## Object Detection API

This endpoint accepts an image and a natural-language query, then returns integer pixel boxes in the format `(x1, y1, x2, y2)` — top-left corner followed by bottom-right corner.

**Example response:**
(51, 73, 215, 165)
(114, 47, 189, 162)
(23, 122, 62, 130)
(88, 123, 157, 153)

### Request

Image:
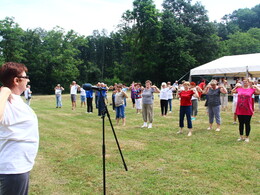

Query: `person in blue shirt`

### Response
(98, 83, 108, 116)
(86, 89, 93, 113)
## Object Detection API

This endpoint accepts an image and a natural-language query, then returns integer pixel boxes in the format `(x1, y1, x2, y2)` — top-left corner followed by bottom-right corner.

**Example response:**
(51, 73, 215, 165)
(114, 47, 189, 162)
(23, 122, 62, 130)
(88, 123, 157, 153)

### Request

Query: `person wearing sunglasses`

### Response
(0, 62, 39, 195)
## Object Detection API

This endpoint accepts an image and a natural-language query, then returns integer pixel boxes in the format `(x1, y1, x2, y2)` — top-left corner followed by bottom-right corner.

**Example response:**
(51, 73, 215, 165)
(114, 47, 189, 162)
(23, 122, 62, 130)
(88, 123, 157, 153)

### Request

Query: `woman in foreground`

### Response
(0, 62, 39, 195)
(232, 79, 260, 142)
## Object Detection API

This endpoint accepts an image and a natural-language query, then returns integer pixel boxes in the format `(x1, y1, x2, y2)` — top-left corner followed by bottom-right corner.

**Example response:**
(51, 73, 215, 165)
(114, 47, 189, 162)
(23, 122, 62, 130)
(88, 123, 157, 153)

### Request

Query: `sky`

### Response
(0, 0, 259, 36)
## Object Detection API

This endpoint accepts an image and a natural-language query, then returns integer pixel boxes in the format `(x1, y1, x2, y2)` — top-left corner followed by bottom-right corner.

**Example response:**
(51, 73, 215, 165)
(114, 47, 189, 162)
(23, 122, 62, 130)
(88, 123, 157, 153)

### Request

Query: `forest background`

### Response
(0, 0, 260, 94)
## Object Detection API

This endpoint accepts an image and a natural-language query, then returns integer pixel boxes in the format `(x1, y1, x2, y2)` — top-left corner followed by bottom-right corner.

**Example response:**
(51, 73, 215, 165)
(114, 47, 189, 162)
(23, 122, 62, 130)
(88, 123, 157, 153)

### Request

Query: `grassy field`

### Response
(29, 93, 260, 195)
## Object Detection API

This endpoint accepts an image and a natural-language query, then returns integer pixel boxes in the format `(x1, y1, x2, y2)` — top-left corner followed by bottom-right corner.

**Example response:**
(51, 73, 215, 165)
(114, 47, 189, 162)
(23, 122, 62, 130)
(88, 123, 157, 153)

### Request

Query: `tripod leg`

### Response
(105, 106, 128, 171)
(102, 115, 106, 195)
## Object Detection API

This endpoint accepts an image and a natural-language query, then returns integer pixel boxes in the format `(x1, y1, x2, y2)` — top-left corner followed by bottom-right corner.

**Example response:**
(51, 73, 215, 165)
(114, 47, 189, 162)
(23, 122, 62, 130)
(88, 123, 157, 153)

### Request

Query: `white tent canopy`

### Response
(190, 53, 260, 78)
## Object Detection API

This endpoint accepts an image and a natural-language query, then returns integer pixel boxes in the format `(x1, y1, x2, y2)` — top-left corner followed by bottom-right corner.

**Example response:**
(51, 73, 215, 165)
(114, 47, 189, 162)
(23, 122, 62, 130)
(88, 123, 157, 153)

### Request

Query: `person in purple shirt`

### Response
(129, 81, 136, 108)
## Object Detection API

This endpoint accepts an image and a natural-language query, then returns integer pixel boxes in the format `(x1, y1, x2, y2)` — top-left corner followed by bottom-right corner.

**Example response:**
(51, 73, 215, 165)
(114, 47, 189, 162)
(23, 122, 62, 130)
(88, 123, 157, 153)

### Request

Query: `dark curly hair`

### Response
(0, 62, 28, 88)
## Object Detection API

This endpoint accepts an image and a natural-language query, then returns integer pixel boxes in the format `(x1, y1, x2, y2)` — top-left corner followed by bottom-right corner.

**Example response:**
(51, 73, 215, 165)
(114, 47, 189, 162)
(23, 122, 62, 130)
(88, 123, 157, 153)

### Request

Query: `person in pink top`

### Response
(232, 79, 260, 142)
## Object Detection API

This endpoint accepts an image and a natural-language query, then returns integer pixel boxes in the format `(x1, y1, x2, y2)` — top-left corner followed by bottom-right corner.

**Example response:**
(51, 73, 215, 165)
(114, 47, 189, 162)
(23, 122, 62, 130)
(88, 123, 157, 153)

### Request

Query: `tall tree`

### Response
(39, 28, 81, 93)
(21, 28, 48, 93)
(162, 0, 220, 65)
(225, 28, 260, 55)
(0, 17, 26, 62)
(121, 0, 162, 83)
(159, 10, 196, 81)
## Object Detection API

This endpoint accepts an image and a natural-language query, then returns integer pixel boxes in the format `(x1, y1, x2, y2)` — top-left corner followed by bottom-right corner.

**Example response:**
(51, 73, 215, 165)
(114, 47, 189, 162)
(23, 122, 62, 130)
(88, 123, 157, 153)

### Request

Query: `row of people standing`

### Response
(54, 81, 96, 113)
(203, 79, 260, 142)
(111, 81, 160, 128)
(55, 81, 109, 113)
(54, 79, 260, 143)
(128, 80, 204, 131)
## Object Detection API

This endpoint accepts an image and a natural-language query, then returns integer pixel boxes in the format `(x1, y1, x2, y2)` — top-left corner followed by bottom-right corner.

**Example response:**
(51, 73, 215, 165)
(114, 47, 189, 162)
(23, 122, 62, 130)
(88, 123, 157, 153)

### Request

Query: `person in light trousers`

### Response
(203, 80, 227, 131)
(54, 84, 64, 108)
(141, 80, 160, 129)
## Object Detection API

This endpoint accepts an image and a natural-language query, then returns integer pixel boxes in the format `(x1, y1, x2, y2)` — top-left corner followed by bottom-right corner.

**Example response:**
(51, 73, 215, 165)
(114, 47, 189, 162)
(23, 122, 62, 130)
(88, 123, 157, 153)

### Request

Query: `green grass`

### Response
(29, 93, 260, 195)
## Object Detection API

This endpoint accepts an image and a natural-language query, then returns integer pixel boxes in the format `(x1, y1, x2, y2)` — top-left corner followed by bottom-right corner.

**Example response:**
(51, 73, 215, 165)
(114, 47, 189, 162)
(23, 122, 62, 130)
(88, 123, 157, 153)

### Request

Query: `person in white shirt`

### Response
(0, 62, 39, 195)
(79, 86, 86, 108)
(160, 82, 169, 117)
(24, 85, 32, 106)
(173, 80, 179, 98)
(232, 83, 242, 124)
(70, 81, 80, 110)
(167, 82, 174, 113)
(54, 84, 64, 108)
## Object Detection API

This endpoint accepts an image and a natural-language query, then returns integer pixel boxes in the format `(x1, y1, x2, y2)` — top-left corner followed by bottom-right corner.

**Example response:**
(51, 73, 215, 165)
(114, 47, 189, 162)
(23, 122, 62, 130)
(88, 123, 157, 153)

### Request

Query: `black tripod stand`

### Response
(98, 91, 128, 195)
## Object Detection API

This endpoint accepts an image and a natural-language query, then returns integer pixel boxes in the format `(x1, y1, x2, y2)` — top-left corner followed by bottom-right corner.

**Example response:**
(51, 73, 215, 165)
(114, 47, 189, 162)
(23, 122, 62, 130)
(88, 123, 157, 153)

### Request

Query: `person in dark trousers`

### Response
(232, 79, 260, 142)
(86, 89, 93, 113)
(0, 62, 39, 195)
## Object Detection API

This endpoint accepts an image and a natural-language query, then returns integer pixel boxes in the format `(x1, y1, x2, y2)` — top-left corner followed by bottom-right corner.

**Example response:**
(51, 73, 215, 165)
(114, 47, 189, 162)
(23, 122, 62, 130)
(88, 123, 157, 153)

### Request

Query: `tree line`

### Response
(0, 0, 260, 94)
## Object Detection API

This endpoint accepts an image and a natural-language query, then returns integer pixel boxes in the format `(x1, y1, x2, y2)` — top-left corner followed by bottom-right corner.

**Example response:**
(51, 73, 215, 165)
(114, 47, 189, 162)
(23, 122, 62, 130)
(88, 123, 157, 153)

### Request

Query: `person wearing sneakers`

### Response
(203, 80, 227, 132)
(177, 82, 199, 136)
(141, 80, 160, 129)
(232, 78, 260, 142)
